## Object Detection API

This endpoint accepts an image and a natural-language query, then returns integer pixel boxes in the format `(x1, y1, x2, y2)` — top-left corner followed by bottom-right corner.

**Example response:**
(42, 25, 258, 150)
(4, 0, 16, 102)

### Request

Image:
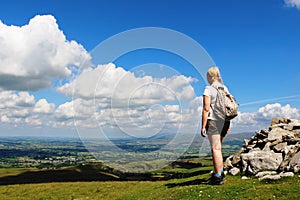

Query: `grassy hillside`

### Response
(1, 133, 298, 200)
(0, 160, 299, 200)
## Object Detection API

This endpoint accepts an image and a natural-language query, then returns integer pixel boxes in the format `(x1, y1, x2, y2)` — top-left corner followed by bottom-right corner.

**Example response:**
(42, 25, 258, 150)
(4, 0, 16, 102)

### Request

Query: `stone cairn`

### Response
(224, 118, 300, 181)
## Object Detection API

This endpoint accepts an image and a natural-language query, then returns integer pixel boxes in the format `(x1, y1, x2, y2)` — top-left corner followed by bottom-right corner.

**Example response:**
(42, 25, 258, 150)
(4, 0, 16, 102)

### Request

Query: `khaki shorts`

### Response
(206, 120, 230, 137)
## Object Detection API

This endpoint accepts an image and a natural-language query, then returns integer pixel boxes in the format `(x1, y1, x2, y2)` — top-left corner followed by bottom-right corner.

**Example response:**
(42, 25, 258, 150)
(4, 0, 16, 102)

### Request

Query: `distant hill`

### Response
(226, 132, 256, 141)
(223, 132, 255, 145)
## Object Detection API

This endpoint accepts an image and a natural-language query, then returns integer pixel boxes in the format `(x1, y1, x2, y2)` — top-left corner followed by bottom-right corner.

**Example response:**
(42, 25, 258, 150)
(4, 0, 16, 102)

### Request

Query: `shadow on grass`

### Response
(0, 168, 119, 185)
(0, 169, 212, 185)
(0, 163, 213, 185)
(165, 177, 210, 188)
(160, 169, 212, 179)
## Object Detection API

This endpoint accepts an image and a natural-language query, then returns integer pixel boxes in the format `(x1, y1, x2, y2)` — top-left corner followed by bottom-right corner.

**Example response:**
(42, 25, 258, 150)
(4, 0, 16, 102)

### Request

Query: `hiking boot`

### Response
(210, 174, 224, 185)
(221, 171, 226, 180)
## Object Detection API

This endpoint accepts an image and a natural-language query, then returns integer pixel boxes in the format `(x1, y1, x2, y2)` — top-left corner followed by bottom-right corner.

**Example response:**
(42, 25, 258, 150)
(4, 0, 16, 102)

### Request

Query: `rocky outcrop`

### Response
(225, 118, 300, 180)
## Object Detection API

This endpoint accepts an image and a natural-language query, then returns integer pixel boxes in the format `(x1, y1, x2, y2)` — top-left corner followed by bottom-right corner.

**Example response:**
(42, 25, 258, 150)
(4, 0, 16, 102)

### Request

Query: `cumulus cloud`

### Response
(0, 90, 55, 126)
(50, 95, 202, 136)
(0, 91, 35, 109)
(0, 15, 91, 91)
(284, 0, 300, 9)
(232, 103, 300, 132)
(1, 86, 299, 137)
(57, 63, 196, 104)
(0, 58, 200, 135)
(257, 103, 300, 119)
(34, 99, 55, 114)
(54, 62, 200, 135)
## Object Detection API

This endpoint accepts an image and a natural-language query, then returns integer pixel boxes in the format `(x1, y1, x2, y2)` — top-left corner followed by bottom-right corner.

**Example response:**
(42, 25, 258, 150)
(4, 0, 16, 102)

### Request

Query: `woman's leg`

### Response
(208, 134, 223, 175)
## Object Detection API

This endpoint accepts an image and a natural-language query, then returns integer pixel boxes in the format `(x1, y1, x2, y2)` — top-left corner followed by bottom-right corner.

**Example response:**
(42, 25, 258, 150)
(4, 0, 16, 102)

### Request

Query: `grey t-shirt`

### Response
(203, 81, 230, 120)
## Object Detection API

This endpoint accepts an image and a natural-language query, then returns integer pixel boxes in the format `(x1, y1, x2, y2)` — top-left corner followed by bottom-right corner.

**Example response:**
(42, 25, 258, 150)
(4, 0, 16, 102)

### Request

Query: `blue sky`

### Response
(0, 0, 300, 137)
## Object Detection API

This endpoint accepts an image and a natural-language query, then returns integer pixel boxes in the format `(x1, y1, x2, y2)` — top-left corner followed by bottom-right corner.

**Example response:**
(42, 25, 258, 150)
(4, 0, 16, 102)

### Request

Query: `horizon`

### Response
(0, 129, 256, 139)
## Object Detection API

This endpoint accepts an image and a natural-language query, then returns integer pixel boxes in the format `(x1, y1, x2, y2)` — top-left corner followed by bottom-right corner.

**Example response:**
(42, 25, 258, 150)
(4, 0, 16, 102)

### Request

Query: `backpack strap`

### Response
(209, 84, 223, 111)
(211, 83, 225, 91)
(209, 83, 227, 113)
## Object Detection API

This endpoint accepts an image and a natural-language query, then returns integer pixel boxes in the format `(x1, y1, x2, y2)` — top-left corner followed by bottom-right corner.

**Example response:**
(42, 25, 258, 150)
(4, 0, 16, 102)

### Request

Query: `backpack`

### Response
(211, 84, 238, 121)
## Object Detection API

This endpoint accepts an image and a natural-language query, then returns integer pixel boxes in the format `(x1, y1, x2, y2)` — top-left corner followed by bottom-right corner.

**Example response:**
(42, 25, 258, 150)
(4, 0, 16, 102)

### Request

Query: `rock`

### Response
(225, 118, 300, 179)
(273, 142, 287, 152)
(271, 118, 291, 126)
(288, 151, 300, 173)
(267, 127, 289, 141)
(244, 139, 249, 146)
(282, 132, 300, 144)
(270, 140, 280, 147)
(241, 158, 248, 173)
(247, 165, 255, 175)
(294, 131, 300, 138)
(241, 176, 249, 180)
(283, 145, 293, 156)
(270, 124, 286, 130)
(246, 144, 256, 151)
(262, 142, 272, 151)
(241, 151, 283, 175)
(249, 147, 261, 152)
(292, 125, 300, 130)
(279, 172, 294, 177)
(256, 130, 268, 139)
(284, 124, 294, 131)
(255, 139, 266, 150)
(255, 171, 277, 178)
(278, 143, 300, 172)
(259, 174, 281, 181)
(231, 148, 244, 165)
(290, 119, 300, 124)
(224, 155, 233, 169)
(229, 167, 240, 176)
(293, 165, 300, 173)
(288, 119, 300, 130)
(271, 118, 281, 126)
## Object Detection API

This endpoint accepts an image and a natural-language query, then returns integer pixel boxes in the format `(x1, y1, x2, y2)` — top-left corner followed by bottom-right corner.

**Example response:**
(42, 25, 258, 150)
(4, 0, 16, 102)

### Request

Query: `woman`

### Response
(201, 66, 231, 185)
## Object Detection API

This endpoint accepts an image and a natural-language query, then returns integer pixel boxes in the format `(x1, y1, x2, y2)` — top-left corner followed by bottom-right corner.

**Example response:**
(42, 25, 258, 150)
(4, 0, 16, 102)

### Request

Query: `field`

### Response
(0, 164, 299, 200)
(0, 133, 299, 199)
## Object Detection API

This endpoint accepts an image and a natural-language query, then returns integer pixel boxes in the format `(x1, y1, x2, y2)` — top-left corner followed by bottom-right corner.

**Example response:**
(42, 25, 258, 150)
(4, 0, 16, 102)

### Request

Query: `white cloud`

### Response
(1, 86, 299, 137)
(34, 99, 55, 114)
(0, 91, 35, 109)
(50, 95, 202, 135)
(0, 90, 55, 126)
(165, 105, 180, 113)
(0, 15, 91, 91)
(54, 101, 75, 122)
(189, 96, 203, 114)
(257, 103, 300, 119)
(231, 103, 300, 132)
(54, 62, 199, 135)
(15, 92, 35, 107)
(1, 115, 10, 123)
(284, 0, 300, 9)
(57, 63, 196, 105)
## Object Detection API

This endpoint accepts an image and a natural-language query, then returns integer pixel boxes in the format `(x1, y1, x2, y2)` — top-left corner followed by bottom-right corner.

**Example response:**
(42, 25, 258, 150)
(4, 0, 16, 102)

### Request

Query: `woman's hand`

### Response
(201, 127, 207, 137)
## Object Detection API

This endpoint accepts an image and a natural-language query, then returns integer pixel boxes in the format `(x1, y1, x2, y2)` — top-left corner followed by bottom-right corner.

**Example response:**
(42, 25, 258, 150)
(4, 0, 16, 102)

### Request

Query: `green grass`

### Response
(0, 167, 299, 200)
(0, 168, 39, 178)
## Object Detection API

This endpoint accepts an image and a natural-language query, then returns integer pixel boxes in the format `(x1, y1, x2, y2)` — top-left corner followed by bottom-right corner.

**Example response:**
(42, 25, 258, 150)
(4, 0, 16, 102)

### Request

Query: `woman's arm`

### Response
(201, 95, 211, 137)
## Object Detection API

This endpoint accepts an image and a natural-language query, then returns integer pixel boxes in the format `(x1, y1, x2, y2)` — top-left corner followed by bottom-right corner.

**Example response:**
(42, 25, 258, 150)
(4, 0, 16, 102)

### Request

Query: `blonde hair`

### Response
(207, 66, 222, 83)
